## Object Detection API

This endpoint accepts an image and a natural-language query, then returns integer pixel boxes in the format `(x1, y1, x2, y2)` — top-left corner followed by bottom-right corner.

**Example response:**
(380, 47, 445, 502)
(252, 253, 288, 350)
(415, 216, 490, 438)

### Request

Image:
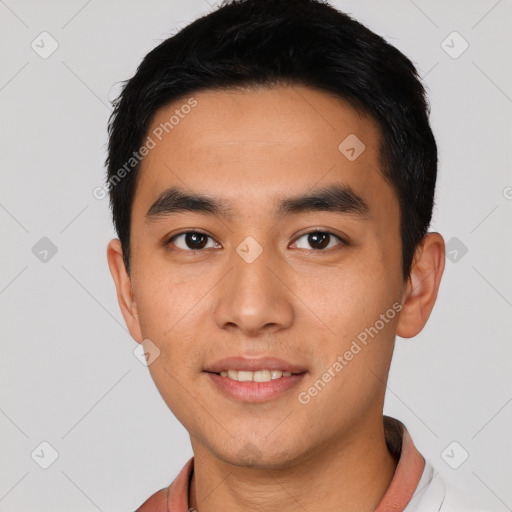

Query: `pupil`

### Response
(309, 232, 329, 249)
(186, 233, 207, 249)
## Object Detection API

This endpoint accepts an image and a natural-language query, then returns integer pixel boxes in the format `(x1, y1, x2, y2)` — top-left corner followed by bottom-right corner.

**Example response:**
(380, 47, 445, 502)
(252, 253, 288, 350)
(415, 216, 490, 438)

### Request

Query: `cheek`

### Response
(300, 255, 394, 334)
(132, 252, 206, 337)
(135, 274, 204, 412)
(131, 256, 221, 372)
(293, 249, 400, 388)
(146, 360, 200, 432)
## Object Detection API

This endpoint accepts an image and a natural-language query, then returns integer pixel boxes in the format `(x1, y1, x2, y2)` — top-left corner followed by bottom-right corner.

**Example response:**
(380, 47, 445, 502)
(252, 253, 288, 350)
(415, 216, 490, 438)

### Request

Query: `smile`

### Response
(218, 369, 294, 382)
(205, 370, 307, 402)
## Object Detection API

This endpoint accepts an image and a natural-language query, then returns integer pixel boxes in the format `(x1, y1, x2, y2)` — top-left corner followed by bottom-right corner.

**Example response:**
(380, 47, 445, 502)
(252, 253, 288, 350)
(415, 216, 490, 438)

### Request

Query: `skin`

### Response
(107, 85, 445, 512)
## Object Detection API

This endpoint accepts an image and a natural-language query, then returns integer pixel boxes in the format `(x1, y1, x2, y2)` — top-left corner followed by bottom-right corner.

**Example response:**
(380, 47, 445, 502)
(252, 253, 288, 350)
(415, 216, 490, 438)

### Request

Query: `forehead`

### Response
(134, 85, 395, 219)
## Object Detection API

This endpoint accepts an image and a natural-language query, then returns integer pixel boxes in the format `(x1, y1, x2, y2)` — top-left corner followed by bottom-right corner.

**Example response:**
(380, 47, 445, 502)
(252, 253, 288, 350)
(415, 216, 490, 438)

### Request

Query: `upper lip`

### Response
(204, 356, 307, 374)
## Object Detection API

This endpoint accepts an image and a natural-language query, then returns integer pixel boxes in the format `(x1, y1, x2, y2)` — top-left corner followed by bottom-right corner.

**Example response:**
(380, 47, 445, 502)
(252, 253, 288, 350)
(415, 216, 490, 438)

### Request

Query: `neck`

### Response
(188, 416, 397, 512)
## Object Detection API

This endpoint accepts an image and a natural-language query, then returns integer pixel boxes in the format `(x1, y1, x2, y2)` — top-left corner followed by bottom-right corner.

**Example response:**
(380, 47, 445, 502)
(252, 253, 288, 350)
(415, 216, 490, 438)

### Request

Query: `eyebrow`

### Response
(146, 187, 234, 220)
(145, 184, 370, 222)
(276, 184, 370, 218)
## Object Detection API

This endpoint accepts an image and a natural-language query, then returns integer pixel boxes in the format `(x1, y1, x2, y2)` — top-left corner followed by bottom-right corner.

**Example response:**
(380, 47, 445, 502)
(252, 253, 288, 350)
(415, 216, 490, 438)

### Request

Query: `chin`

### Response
(210, 438, 306, 471)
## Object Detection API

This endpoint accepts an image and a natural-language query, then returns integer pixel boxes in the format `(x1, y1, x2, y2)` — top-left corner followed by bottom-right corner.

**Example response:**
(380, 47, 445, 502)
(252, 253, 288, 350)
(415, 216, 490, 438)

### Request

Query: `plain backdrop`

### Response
(1, 0, 511, 510)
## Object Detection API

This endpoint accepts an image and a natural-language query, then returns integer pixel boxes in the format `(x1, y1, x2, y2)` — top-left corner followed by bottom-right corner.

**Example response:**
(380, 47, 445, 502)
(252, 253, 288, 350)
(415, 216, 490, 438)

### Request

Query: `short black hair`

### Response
(105, 0, 437, 280)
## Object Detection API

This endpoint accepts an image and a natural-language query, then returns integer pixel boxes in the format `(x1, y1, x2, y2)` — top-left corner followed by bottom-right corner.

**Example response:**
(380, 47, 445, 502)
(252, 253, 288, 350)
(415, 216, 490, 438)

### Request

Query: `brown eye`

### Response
(292, 231, 344, 250)
(308, 232, 330, 249)
(169, 231, 219, 250)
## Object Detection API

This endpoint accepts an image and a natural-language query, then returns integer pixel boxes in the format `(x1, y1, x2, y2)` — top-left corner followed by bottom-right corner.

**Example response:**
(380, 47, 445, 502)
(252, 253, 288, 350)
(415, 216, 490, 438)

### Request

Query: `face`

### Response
(111, 85, 411, 468)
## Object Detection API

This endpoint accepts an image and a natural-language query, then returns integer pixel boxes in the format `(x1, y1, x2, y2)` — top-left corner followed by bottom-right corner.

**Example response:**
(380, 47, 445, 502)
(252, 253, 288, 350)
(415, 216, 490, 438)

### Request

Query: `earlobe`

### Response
(106, 238, 143, 342)
(396, 232, 446, 339)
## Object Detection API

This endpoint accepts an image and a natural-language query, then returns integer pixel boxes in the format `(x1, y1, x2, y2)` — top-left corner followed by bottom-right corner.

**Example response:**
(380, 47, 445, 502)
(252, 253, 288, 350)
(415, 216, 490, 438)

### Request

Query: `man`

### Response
(105, 0, 487, 510)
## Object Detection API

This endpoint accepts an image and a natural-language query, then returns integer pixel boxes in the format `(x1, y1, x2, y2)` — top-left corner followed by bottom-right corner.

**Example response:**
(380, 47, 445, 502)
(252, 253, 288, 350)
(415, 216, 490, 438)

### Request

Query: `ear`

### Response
(106, 238, 143, 343)
(396, 232, 445, 338)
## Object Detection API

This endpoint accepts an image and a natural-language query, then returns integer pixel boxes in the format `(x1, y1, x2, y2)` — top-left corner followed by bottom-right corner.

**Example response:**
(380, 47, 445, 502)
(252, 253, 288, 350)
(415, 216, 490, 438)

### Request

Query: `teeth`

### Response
(238, 370, 253, 382)
(218, 369, 294, 382)
(254, 370, 271, 382)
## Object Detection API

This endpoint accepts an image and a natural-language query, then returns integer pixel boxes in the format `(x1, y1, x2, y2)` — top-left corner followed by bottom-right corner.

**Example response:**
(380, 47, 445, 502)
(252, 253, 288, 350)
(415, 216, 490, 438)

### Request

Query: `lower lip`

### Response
(205, 372, 307, 402)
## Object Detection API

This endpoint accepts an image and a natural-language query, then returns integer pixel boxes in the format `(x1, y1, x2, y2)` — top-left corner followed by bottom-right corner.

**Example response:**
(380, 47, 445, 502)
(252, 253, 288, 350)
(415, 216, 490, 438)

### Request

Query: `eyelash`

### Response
(164, 229, 347, 252)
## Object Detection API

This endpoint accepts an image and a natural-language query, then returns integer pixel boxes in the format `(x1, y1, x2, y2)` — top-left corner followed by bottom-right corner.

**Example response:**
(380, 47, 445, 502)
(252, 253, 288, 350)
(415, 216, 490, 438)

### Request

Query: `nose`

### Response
(213, 244, 294, 337)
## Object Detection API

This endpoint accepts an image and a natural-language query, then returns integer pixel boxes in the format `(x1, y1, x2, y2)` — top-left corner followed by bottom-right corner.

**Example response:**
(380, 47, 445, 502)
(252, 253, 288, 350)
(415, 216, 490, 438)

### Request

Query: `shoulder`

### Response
(134, 487, 168, 512)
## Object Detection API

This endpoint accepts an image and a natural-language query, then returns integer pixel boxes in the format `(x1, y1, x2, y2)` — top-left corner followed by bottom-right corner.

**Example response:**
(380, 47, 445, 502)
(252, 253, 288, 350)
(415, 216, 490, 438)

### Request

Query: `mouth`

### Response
(203, 356, 308, 402)
(206, 369, 305, 382)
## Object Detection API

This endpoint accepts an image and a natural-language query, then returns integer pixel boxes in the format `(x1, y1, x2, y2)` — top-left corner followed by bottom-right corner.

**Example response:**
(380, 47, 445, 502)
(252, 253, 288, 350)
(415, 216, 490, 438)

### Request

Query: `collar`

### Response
(137, 415, 425, 512)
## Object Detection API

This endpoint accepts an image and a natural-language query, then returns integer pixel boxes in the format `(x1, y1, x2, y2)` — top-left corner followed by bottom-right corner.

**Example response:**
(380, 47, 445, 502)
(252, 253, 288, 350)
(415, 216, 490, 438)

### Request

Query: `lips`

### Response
(203, 356, 308, 375)
(204, 356, 308, 402)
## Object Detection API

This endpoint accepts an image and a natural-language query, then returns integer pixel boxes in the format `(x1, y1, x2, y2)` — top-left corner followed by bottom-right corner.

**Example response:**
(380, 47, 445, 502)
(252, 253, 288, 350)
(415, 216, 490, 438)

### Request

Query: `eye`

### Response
(167, 231, 220, 251)
(291, 231, 345, 251)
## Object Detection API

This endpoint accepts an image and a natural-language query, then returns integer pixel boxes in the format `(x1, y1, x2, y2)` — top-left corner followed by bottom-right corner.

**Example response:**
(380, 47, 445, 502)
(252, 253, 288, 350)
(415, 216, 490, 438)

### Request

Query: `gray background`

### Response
(1, 0, 511, 510)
